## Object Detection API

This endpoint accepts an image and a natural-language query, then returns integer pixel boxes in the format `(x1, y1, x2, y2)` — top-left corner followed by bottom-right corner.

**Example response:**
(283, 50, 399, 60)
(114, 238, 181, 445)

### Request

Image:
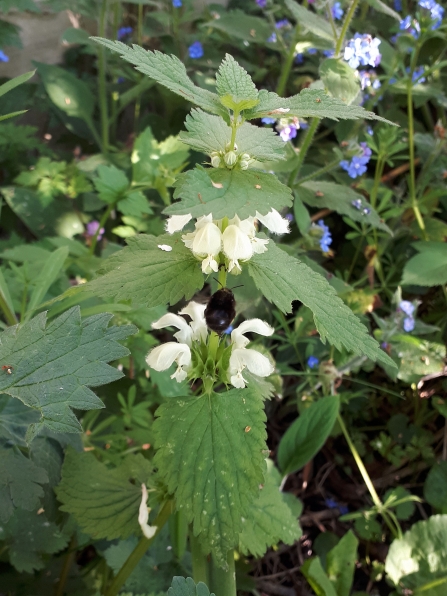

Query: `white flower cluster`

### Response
(146, 302, 275, 389)
(166, 210, 289, 274)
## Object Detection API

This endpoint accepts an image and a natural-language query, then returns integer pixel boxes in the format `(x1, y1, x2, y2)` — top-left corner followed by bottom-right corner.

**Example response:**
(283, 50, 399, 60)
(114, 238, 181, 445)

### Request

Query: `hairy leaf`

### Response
(247, 242, 396, 367)
(202, 11, 272, 44)
(168, 577, 214, 596)
(216, 54, 258, 111)
(401, 242, 447, 286)
(239, 460, 301, 557)
(56, 447, 153, 540)
(87, 233, 204, 307)
(0, 306, 136, 439)
(94, 164, 129, 203)
(285, 0, 337, 41)
(296, 181, 392, 234)
(165, 167, 292, 220)
(154, 387, 267, 567)
(91, 39, 226, 117)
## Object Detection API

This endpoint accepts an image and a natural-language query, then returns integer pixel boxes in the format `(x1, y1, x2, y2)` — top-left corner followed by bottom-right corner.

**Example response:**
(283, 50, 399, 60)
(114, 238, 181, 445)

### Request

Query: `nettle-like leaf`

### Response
(247, 242, 395, 367)
(180, 110, 286, 162)
(202, 10, 272, 44)
(239, 460, 301, 557)
(216, 54, 259, 111)
(168, 577, 214, 596)
(401, 242, 447, 286)
(285, 0, 337, 42)
(154, 386, 267, 567)
(296, 181, 392, 234)
(87, 233, 204, 307)
(94, 164, 129, 203)
(0, 448, 48, 523)
(56, 447, 153, 540)
(91, 39, 226, 117)
(0, 306, 136, 440)
(165, 167, 292, 220)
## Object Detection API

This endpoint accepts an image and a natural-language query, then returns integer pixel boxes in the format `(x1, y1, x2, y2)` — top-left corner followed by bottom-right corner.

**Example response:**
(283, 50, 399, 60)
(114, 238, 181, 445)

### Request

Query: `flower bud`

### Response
(224, 151, 238, 168)
(210, 152, 221, 168)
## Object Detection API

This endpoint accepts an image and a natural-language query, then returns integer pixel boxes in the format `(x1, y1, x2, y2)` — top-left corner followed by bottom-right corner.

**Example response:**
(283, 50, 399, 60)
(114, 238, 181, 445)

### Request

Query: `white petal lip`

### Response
(178, 301, 208, 342)
(231, 318, 275, 349)
(222, 224, 253, 260)
(229, 347, 274, 388)
(146, 342, 191, 371)
(256, 209, 290, 234)
(165, 214, 192, 234)
(138, 484, 157, 539)
(152, 313, 193, 345)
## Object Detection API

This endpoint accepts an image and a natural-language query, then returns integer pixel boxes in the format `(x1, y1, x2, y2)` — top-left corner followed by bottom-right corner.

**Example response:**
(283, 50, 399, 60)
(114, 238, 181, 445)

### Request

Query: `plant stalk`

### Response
(88, 202, 115, 256)
(98, 0, 110, 152)
(190, 531, 209, 585)
(0, 292, 17, 326)
(210, 550, 236, 596)
(276, 27, 300, 97)
(55, 536, 77, 596)
(335, 0, 360, 56)
(288, 118, 320, 186)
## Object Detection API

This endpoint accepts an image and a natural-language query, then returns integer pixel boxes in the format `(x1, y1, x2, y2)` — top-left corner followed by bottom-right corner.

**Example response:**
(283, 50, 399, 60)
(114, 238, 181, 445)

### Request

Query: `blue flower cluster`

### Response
(325, 497, 349, 515)
(419, 0, 444, 29)
(399, 16, 421, 38)
(188, 41, 204, 59)
(344, 33, 382, 69)
(261, 117, 276, 125)
(331, 2, 344, 20)
(173, 0, 182, 7)
(256, 0, 267, 6)
(351, 198, 371, 215)
(117, 26, 133, 40)
(399, 300, 416, 332)
(408, 66, 426, 83)
(340, 142, 372, 179)
(307, 356, 319, 368)
(317, 220, 332, 252)
(275, 19, 290, 29)
(0, 49, 8, 62)
(359, 70, 381, 91)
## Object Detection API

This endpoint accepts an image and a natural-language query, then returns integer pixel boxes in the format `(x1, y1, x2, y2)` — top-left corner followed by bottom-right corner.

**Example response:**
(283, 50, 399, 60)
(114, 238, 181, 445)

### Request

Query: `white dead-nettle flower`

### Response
(229, 319, 275, 388)
(138, 484, 157, 539)
(182, 215, 222, 274)
(165, 214, 192, 234)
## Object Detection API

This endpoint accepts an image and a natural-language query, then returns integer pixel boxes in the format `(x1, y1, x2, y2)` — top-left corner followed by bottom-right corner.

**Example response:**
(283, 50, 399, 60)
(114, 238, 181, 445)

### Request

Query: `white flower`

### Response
(152, 312, 193, 345)
(138, 484, 157, 539)
(229, 318, 275, 388)
(237, 216, 269, 255)
(146, 342, 191, 382)
(165, 214, 192, 234)
(255, 209, 290, 235)
(222, 218, 254, 272)
(178, 301, 208, 343)
(182, 214, 222, 274)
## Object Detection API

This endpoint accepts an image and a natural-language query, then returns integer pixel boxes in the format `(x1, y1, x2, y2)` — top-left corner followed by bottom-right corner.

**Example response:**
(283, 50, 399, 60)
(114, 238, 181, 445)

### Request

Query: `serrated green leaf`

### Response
(239, 459, 301, 557)
(0, 448, 48, 523)
(1, 509, 70, 573)
(202, 11, 272, 44)
(424, 462, 447, 511)
(94, 164, 129, 203)
(86, 233, 204, 307)
(56, 447, 153, 540)
(301, 557, 337, 596)
(154, 386, 267, 567)
(320, 59, 360, 105)
(285, 0, 337, 42)
(401, 242, 447, 286)
(215, 54, 258, 111)
(168, 577, 214, 596)
(365, 0, 400, 20)
(385, 515, 447, 595)
(326, 531, 358, 596)
(278, 397, 339, 475)
(91, 39, 226, 117)
(0, 306, 136, 437)
(295, 181, 392, 234)
(118, 190, 152, 217)
(165, 168, 292, 220)
(247, 242, 396, 367)
(179, 110, 285, 162)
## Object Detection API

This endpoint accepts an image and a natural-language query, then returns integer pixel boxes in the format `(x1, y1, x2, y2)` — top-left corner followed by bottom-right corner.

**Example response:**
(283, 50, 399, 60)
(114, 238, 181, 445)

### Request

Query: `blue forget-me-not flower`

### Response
(188, 41, 204, 59)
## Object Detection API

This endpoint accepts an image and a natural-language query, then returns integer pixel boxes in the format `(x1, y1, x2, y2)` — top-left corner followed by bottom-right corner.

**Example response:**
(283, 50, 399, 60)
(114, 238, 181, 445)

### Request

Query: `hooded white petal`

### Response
(146, 342, 191, 372)
(190, 221, 222, 256)
(166, 214, 192, 234)
(222, 224, 253, 261)
(178, 301, 208, 343)
(231, 318, 275, 349)
(152, 313, 193, 345)
(256, 209, 290, 234)
(138, 484, 157, 539)
(229, 347, 274, 388)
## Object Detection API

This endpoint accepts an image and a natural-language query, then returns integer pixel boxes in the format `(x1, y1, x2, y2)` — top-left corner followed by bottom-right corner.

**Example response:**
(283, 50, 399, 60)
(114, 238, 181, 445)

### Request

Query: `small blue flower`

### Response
(117, 26, 133, 40)
(381, 342, 389, 349)
(173, 0, 182, 6)
(256, 0, 267, 6)
(0, 49, 9, 63)
(407, 66, 426, 84)
(317, 220, 332, 252)
(399, 300, 415, 316)
(419, 0, 444, 28)
(344, 33, 382, 69)
(188, 41, 204, 59)
(261, 117, 276, 125)
(366, 126, 374, 135)
(394, 0, 402, 9)
(341, 156, 367, 178)
(359, 69, 381, 91)
(362, 207, 371, 215)
(325, 498, 349, 514)
(351, 199, 363, 210)
(323, 49, 335, 57)
(275, 19, 290, 29)
(295, 53, 304, 64)
(285, 213, 294, 222)
(224, 325, 234, 334)
(307, 48, 318, 55)
(403, 317, 415, 332)
(117, 76, 126, 84)
(331, 2, 344, 20)
(307, 356, 320, 368)
(279, 124, 298, 142)
(267, 32, 277, 43)
(399, 16, 421, 38)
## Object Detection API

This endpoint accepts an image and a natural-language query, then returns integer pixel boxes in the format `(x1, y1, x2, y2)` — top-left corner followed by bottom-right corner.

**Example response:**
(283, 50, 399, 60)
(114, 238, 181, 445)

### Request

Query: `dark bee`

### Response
(205, 287, 236, 335)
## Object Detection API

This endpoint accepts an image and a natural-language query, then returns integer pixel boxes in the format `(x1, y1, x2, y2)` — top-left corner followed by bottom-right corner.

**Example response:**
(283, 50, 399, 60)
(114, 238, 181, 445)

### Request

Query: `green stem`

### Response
(55, 536, 77, 596)
(210, 550, 236, 596)
(88, 202, 115, 256)
(134, 3, 143, 129)
(104, 501, 172, 596)
(229, 110, 240, 149)
(276, 26, 300, 97)
(370, 156, 385, 210)
(295, 158, 341, 186)
(0, 292, 17, 326)
(190, 531, 209, 585)
(335, 0, 360, 56)
(98, 0, 110, 153)
(407, 77, 427, 239)
(170, 511, 188, 560)
(287, 118, 320, 187)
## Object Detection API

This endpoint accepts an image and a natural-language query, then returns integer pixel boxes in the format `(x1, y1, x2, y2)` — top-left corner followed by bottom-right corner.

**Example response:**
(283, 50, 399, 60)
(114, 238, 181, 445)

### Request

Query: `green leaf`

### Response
(202, 11, 272, 44)
(94, 164, 129, 203)
(215, 54, 258, 112)
(35, 62, 95, 122)
(0, 306, 136, 438)
(239, 459, 301, 557)
(326, 531, 358, 596)
(392, 336, 446, 384)
(118, 190, 152, 217)
(86, 233, 204, 308)
(301, 557, 337, 596)
(180, 110, 285, 162)
(320, 59, 360, 106)
(154, 386, 267, 567)
(0, 509, 70, 573)
(295, 181, 392, 234)
(91, 39, 226, 117)
(401, 242, 447, 286)
(285, 0, 337, 42)
(365, 0, 401, 20)
(383, 487, 416, 520)
(26, 246, 69, 318)
(168, 577, 214, 596)
(277, 397, 339, 475)
(247, 242, 395, 367)
(165, 168, 292, 220)
(0, 70, 35, 100)
(424, 462, 447, 511)
(385, 515, 447, 595)
(56, 447, 153, 540)
(0, 448, 48, 523)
